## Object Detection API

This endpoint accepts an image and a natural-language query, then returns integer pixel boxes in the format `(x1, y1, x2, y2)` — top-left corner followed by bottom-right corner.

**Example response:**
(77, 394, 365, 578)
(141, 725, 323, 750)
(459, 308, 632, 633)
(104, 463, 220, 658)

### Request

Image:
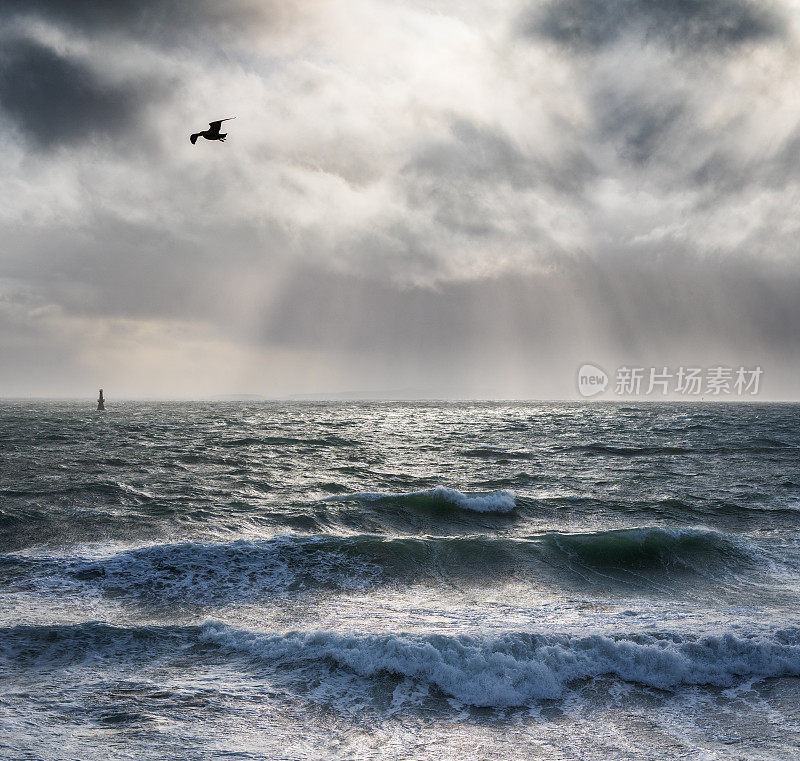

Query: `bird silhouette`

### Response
(190, 118, 235, 144)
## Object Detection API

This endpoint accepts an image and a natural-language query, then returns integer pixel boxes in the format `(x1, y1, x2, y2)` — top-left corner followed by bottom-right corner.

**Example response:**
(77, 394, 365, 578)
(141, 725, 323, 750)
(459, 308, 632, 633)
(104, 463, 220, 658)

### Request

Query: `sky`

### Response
(0, 0, 799, 399)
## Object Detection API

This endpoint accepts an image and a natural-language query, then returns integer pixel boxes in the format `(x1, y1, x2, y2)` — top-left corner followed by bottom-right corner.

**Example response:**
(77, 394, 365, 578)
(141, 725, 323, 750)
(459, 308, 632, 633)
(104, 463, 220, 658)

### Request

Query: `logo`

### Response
(578, 364, 609, 397)
(574, 364, 763, 397)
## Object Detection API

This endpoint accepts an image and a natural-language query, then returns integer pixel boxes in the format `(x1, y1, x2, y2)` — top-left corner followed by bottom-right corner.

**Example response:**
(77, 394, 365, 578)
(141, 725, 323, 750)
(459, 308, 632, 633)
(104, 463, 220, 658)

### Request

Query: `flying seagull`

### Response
(190, 117, 235, 144)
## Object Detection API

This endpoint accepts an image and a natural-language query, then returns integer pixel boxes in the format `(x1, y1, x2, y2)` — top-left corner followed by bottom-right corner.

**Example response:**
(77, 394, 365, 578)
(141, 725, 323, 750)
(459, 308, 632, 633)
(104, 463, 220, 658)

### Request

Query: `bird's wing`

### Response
(207, 117, 234, 135)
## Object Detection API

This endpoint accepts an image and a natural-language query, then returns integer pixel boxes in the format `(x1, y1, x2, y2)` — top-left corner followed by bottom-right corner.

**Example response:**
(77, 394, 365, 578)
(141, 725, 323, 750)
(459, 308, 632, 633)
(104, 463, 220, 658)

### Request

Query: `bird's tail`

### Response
(190, 133, 200, 144)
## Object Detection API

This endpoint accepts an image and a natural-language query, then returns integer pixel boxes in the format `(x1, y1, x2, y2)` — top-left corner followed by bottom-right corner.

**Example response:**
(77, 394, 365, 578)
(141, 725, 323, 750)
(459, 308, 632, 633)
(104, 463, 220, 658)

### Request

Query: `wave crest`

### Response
(543, 527, 746, 571)
(335, 487, 516, 514)
(5, 622, 800, 708)
(201, 624, 800, 707)
(2, 527, 756, 605)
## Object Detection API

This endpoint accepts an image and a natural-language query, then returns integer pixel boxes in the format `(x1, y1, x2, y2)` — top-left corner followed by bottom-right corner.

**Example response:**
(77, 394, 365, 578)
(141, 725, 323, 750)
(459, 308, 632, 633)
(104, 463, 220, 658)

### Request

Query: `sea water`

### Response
(1, 401, 799, 759)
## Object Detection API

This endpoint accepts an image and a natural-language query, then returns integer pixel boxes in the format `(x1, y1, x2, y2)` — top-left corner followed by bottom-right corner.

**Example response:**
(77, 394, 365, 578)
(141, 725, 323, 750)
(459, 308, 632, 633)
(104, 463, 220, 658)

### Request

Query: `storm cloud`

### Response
(0, 0, 798, 398)
(0, 0, 286, 44)
(524, 0, 785, 52)
(0, 37, 157, 148)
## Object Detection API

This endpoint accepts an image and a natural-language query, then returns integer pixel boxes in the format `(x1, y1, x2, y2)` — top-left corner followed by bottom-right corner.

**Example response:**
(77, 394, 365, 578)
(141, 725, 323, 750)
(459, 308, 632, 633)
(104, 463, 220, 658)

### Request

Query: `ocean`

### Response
(1, 401, 799, 760)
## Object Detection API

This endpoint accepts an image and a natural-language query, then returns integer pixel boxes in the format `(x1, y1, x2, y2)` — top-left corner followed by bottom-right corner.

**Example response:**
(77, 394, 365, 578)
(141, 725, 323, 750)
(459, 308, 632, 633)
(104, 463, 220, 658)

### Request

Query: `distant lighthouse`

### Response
(97, 389, 105, 411)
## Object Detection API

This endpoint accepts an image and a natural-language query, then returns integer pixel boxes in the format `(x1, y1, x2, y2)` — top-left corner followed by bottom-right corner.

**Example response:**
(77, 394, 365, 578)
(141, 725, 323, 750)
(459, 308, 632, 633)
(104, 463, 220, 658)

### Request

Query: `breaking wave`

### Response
(202, 623, 800, 707)
(5, 622, 800, 709)
(1, 527, 758, 604)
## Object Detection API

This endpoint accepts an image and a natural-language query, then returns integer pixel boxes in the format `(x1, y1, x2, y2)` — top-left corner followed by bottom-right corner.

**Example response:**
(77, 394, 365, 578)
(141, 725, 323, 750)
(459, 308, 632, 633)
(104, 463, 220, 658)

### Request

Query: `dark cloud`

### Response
(590, 84, 688, 166)
(0, 0, 294, 150)
(0, 0, 282, 45)
(523, 0, 784, 52)
(0, 37, 156, 148)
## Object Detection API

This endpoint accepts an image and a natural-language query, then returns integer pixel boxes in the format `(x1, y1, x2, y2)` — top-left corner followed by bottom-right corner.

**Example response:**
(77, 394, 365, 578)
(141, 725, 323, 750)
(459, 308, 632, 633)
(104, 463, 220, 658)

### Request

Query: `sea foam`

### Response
(201, 624, 800, 708)
(2, 525, 760, 605)
(4, 621, 800, 708)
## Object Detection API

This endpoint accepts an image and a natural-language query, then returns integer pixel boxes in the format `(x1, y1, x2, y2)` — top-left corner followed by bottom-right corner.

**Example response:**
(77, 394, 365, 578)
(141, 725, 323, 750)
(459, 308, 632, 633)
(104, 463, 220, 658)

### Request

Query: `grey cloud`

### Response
(0, 37, 158, 148)
(0, 0, 283, 45)
(523, 0, 784, 52)
(691, 131, 800, 195)
(406, 119, 594, 194)
(591, 86, 686, 166)
(260, 253, 800, 363)
(0, 212, 283, 325)
(0, 0, 300, 151)
(401, 119, 594, 240)
(1, 0, 799, 397)
(407, 120, 537, 191)
(584, 71, 800, 195)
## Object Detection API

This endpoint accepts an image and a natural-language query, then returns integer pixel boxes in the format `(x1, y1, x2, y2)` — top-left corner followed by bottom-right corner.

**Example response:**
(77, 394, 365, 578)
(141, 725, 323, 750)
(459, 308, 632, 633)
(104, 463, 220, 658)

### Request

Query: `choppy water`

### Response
(1, 401, 799, 760)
